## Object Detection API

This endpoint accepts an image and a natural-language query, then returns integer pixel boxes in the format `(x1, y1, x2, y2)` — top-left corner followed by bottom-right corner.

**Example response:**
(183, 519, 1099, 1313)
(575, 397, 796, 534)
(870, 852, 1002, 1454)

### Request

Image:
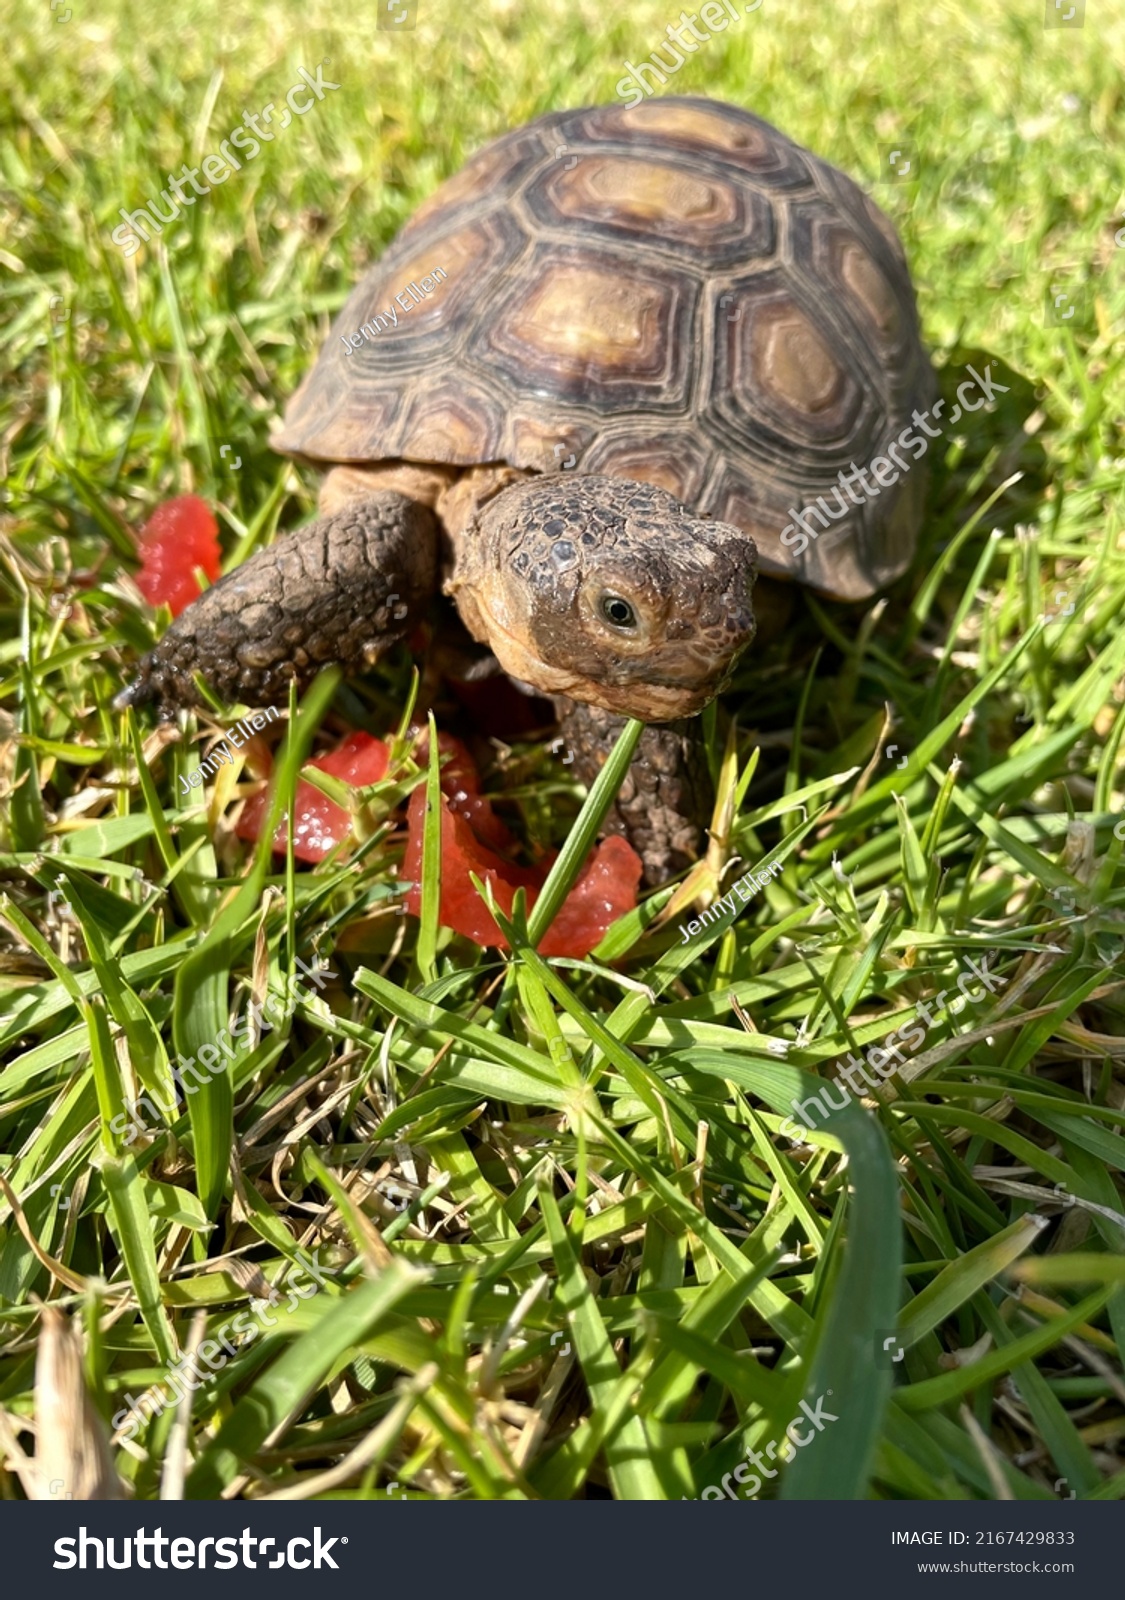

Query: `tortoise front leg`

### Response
(552, 697, 712, 885)
(115, 494, 439, 719)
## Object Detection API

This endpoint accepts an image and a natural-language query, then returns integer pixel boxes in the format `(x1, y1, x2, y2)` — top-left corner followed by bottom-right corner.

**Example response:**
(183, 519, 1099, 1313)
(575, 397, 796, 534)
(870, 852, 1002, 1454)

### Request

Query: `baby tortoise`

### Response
(118, 96, 934, 882)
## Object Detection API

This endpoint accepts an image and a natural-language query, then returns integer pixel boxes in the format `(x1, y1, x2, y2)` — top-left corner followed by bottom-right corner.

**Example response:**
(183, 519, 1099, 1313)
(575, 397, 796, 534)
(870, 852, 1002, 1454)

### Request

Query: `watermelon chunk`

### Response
(537, 834, 643, 958)
(411, 728, 516, 853)
(235, 720, 643, 954)
(135, 495, 222, 616)
(236, 731, 390, 863)
(402, 787, 641, 956)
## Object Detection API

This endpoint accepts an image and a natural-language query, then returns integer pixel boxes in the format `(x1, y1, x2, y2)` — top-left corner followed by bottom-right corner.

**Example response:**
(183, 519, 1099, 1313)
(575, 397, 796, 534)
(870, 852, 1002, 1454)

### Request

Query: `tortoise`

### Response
(118, 95, 935, 882)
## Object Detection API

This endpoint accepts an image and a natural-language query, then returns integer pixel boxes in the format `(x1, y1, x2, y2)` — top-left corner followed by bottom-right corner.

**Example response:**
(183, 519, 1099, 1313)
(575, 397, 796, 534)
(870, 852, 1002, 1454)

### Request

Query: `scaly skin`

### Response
(552, 697, 712, 884)
(449, 475, 757, 723)
(115, 477, 751, 883)
(115, 494, 438, 718)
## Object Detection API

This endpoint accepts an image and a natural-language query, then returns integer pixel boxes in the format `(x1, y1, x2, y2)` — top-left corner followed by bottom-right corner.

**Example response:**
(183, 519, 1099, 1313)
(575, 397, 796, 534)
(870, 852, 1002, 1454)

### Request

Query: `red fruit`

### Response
(402, 788, 641, 956)
(411, 728, 515, 852)
(235, 719, 643, 953)
(237, 731, 390, 862)
(538, 835, 643, 958)
(236, 726, 499, 866)
(135, 495, 222, 616)
(402, 788, 539, 946)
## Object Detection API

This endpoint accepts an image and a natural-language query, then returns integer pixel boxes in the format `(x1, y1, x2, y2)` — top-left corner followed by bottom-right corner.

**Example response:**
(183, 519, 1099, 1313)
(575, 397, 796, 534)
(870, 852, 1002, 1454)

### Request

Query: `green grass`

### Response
(2, 0, 1124, 1501)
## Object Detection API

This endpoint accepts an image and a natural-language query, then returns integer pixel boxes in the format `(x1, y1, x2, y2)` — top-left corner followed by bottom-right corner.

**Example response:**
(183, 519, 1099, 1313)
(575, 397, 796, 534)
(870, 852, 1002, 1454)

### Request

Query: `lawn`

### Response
(1, 0, 1124, 1502)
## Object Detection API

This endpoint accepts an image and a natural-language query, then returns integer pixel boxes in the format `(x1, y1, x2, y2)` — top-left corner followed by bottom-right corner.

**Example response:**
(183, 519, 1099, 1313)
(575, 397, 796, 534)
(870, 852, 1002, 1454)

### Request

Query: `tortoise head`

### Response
(448, 476, 757, 720)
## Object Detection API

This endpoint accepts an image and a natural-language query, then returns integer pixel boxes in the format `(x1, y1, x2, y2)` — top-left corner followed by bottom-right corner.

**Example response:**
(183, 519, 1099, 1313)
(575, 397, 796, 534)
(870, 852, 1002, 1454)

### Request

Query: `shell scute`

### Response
(476, 245, 696, 412)
(277, 97, 934, 598)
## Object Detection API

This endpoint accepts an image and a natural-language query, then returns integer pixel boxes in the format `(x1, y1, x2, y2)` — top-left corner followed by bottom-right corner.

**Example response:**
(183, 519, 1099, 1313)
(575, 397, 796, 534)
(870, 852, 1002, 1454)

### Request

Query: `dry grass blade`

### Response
(256, 1363, 440, 1500)
(31, 1305, 125, 1501)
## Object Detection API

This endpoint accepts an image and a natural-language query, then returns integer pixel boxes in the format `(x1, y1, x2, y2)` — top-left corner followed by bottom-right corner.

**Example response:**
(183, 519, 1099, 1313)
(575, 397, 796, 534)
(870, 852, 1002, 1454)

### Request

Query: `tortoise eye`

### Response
(599, 594, 637, 629)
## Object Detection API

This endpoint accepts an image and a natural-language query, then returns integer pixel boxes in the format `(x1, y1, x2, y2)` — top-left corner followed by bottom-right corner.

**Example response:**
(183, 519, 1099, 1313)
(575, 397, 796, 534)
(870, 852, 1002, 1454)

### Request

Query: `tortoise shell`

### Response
(275, 96, 935, 601)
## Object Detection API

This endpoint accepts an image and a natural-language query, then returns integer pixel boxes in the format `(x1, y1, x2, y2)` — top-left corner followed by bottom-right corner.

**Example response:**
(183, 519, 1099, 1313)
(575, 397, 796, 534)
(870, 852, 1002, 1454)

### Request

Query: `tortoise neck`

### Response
(436, 464, 532, 545)
(317, 460, 459, 517)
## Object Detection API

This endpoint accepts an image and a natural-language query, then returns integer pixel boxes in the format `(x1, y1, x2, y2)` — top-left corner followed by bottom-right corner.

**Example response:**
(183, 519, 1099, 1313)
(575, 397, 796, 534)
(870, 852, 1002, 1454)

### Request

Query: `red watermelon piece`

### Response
(135, 495, 222, 616)
(402, 787, 641, 956)
(236, 731, 390, 862)
(236, 721, 643, 952)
